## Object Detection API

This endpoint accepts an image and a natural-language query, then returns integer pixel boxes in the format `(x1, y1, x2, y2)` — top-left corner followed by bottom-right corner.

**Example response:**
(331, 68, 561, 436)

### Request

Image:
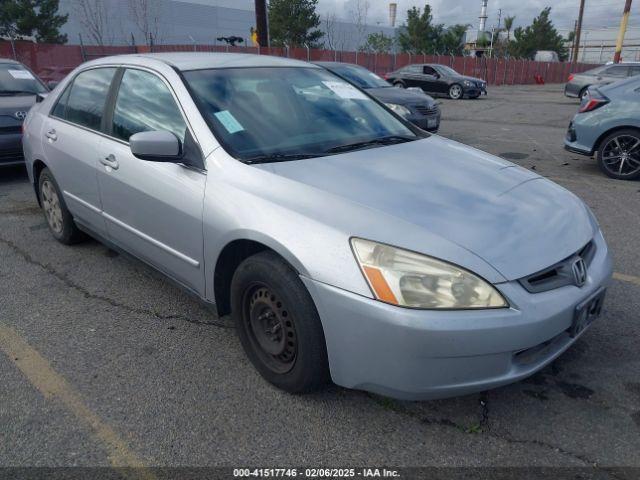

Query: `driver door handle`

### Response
(45, 129, 57, 141)
(100, 154, 119, 170)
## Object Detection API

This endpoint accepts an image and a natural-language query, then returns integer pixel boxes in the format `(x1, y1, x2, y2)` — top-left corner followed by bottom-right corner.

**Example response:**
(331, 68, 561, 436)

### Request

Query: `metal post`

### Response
(573, 0, 585, 64)
(79, 33, 86, 62)
(614, 0, 633, 63)
(599, 42, 605, 63)
(9, 37, 17, 60)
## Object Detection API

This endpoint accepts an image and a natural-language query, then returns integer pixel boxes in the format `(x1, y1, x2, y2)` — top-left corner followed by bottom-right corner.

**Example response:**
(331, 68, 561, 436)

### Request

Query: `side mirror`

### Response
(47, 81, 59, 90)
(130, 131, 181, 162)
(36, 92, 49, 103)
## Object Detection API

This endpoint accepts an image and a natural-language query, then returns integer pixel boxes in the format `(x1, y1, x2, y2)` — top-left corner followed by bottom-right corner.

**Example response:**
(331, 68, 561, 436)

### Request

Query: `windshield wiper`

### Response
(243, 152, 324, 165)
(324, 135, 416, 154)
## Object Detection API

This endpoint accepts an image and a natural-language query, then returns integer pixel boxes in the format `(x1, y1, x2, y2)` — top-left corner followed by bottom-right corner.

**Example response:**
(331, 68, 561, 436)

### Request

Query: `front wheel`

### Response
(231, 251, 330, 394)
(597, 129, 640, 180)
(448, 84, 463, 100)
(393, 81, 406, 89)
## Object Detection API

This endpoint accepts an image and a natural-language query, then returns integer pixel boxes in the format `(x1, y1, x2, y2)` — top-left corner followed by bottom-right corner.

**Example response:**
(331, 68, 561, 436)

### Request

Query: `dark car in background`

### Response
(565, 62, 640, 100)
(385, 64, 487, 100)
(1, 58, 48, 167)
(316, 62, 440, 132)
(564, 75, 640, 180)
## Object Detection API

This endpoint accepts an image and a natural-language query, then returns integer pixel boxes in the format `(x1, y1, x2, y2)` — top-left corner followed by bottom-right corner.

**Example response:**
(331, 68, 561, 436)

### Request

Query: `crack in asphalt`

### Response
(366, 392, 623, 475)
(0, 235, 232, 329)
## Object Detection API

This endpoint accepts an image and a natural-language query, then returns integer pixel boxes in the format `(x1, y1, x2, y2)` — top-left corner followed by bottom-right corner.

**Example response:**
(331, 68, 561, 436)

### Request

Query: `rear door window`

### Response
(52, 68, 117, 131)
(603, 66, 629, 77)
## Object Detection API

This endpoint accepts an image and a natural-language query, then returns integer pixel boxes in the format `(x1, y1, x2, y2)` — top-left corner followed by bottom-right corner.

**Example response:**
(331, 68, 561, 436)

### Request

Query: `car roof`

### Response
(85, 52, 318, 71)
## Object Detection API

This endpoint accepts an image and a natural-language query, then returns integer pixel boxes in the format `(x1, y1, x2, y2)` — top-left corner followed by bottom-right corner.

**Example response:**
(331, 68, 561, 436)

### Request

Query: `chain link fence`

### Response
(1, 39, 599, 84)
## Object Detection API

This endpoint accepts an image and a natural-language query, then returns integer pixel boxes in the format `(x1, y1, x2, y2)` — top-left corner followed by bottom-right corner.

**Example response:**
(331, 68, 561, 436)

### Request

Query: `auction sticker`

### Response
(322, 81, 368, 100)
(8, 69, 35, 80)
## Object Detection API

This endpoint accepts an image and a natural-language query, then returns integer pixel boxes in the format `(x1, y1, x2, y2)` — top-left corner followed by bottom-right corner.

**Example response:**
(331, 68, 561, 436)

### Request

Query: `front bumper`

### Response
(302, 230, 612, 400)
(0, 132, 24, 166)
(564, 82, 582, 98)
(408, 112, 440, 132)
(563, 116, 598, 156)
(463, 85, 487, 97)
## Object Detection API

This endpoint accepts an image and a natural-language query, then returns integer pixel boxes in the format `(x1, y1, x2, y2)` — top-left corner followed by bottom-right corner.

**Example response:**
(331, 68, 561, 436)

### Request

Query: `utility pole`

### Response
(255, 0, 269, 47)
(573, 0, 585, 64)
(614, 0, 633, 63)
(571, 20, 578, 62)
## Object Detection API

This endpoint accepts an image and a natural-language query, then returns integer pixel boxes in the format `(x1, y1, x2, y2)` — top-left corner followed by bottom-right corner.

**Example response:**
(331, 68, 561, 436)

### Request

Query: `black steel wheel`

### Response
(231, 251, 330, 393)
(244, 284, 297, 374)
(597, 129, 640, 180)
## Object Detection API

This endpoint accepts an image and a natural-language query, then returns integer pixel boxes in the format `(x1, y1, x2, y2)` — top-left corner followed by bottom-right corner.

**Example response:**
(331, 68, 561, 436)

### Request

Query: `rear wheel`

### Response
(448, 84, 463, 100)
(393, 81, 406, 89)
(38, 168, 85, 244)
(231, 251, 330, 394)
(597, 129, 640, 180)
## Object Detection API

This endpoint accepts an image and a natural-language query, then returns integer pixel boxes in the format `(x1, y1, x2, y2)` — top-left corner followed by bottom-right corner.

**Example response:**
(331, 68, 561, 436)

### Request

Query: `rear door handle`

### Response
(45, 129, 57, 141)
(100, 154, 119, 170)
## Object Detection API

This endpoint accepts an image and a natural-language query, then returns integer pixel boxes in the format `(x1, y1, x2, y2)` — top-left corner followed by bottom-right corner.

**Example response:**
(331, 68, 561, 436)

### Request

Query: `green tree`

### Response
(397, 5, 433, 54)
(438, 24, 468, 55)
(0, 0, 68, 43)
(268, 0, 324, 48)
(503, 15, 515, 42)
(360, 31, 394, 53)
(509, 7, 567, 60)
(397, 6, 468, 55)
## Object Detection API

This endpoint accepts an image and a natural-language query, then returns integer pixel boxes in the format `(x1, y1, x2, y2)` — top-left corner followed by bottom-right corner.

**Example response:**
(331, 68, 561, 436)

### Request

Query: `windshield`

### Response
(184, 67, 419, 162)
(435, 65, 459, 76)
(328, 64, 391, 89)
(0, 63, 46, 95)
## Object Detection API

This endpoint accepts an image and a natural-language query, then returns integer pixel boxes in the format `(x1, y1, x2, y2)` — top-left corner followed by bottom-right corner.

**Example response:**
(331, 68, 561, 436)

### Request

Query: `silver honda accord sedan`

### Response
(22, 53, 613, 400)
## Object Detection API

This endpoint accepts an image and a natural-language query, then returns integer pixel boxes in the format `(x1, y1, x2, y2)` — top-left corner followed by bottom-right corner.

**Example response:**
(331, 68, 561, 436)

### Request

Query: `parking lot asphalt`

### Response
(1, 83, 639, 474)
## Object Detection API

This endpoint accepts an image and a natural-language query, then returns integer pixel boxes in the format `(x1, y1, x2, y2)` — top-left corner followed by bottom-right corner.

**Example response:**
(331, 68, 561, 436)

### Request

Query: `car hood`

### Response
(366, 87, 435, 106)
(0, 94, 36, 125)
(459, 75, 485, 84)
(259, 136, 595, 281)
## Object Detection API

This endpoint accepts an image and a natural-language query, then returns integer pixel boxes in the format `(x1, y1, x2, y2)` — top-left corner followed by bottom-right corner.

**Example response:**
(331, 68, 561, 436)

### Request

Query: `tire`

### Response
(38, 168, 85, 244)
(231, 251, 330, 394)
(448, 83, 463, 100)
(596, 129, 640, 180)
(393, 81, 406, 89)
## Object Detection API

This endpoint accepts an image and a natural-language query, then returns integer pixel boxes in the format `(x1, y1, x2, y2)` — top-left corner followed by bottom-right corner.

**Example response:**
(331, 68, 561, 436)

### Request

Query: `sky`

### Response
(314, 0, 638, 36)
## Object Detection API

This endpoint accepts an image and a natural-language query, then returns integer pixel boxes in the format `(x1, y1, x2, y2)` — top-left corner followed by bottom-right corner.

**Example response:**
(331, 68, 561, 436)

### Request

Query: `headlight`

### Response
(463, 80, 472, 87)
(384, 103, 411, 118)
(350, 238, 508, 309)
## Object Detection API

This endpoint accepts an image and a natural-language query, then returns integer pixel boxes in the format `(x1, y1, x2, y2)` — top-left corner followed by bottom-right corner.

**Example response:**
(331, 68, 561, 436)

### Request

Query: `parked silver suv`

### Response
(23, 53, 612, 400)
(565, 62, 640, 99)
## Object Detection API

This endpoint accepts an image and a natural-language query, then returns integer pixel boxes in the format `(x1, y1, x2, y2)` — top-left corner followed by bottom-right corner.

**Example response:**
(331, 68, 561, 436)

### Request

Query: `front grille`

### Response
(413, 105, 439, 116)
(0, 147, 24, 163)
(519, 240, 596, 293)
(0, 125, 22, 134)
